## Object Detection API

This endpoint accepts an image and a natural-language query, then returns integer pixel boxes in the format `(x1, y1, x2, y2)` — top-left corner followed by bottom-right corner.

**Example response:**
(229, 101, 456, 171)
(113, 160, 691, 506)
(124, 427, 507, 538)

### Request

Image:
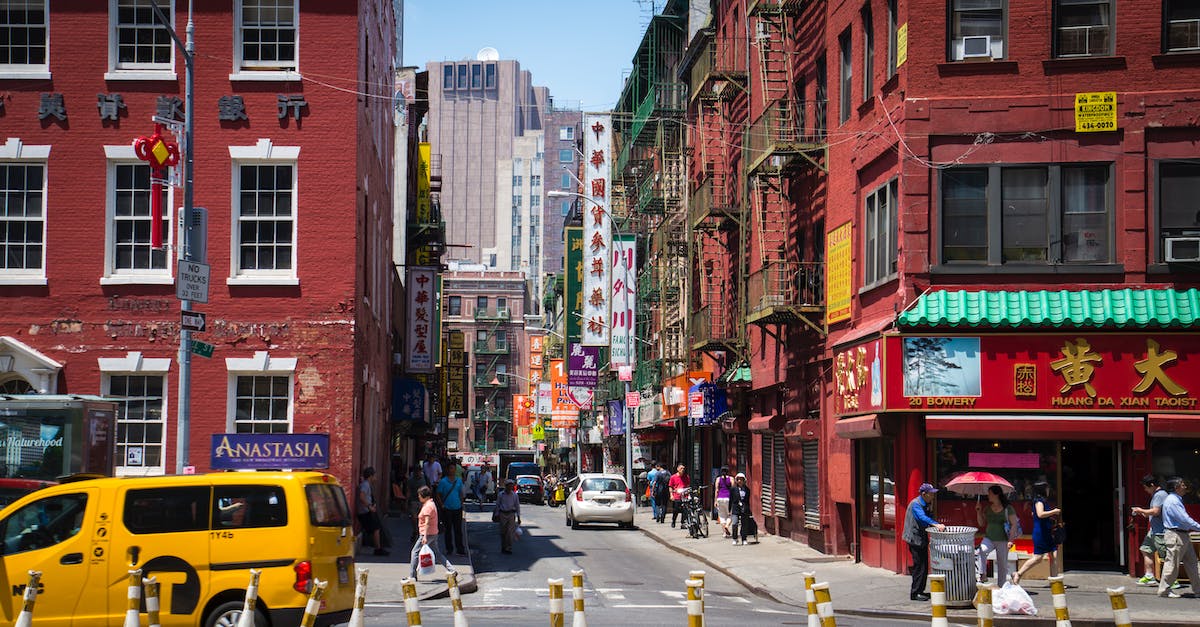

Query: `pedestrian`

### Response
(436, 463, 467, 555)
(356, 466, 388, 556)
(422, 452, 443, 487)
(652, 462, 670, 523)
(1012, 480, 1062, 584)
(714, 465, 734, 537)
(480, 464, 496, 504)
(901, 482, 946, 601)
(729, 472, 753, 545)
(1157, 476, 1200, 598)
(669, 463, 690, 528)
(405, 464, 427, 543)
(645, 461, 661, 520)
(409, 485, 456, 581)
(495, 479, 521, 553)
(1132, 474, 1167, 586)
(975, 484, 1019, 584)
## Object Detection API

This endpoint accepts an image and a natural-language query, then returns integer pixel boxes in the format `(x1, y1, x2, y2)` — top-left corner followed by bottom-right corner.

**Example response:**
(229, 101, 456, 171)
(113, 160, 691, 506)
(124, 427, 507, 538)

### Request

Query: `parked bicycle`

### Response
(678, 485, 710, 539)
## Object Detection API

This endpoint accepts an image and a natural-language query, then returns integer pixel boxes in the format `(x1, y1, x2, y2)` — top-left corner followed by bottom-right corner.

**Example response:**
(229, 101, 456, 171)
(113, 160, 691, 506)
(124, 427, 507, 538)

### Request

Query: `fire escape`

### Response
(473, 305, 513, 448)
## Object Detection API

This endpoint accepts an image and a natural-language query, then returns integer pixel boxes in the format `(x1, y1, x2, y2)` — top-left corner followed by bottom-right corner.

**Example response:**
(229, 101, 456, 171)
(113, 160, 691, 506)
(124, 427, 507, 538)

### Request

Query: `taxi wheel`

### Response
(205, 601, 267, 627)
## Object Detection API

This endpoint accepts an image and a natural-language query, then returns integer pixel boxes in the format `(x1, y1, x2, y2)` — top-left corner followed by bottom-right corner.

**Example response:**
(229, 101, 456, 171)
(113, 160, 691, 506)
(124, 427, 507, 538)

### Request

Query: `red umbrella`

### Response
(944, 471, 1014, 497)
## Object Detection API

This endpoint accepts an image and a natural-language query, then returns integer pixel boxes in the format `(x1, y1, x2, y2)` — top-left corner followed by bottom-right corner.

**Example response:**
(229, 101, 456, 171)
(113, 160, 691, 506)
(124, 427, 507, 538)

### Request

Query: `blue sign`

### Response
(607, 400, 625, 436)
(211, 433, 330, 470)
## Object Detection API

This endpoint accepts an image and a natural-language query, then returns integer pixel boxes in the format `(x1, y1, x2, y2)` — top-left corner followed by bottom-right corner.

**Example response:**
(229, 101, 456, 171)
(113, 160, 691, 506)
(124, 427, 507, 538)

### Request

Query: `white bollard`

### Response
(802, 572, 820, 627)
(401, 577, 423, 627)
(448, 571, 469, 627)
(143, 576, 161, 627)
(548, 578, 565, 627)
(686, 578, 704, 627)
(689, 569, 706, 613)
(348, 568, 369, 627)
(1106, 587, 1131, 627)
(13, 570, 41, 627)
(299, 579, 328, 627)
(236, 569, 261, 627)
(571, 569, 587, 627)
(123, 569, 143, 627)
(929, 573, 948, 627)
(975, 582, 993, 627)
(1048, 575, 1072, 627)
(812, 582, 837, 627)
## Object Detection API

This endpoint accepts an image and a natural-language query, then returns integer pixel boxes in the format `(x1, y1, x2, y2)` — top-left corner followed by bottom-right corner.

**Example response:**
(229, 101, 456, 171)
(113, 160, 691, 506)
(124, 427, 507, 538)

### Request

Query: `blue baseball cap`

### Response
(919, 483, 939, 494)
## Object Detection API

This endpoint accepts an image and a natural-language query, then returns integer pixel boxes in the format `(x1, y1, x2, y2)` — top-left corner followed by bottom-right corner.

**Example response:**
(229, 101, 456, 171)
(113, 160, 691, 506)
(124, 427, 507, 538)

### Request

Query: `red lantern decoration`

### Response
(132, 124, 180, 250)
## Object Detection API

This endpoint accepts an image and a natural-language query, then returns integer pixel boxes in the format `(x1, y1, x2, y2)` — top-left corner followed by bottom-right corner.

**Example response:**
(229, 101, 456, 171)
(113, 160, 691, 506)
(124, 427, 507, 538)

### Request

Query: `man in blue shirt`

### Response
(1158, 477, 1200, 598)
(1132, 474, 1168, 586)
(646, 461, 664, 523)
(901, 482, 946, 601)
(437, 463, 467, 555)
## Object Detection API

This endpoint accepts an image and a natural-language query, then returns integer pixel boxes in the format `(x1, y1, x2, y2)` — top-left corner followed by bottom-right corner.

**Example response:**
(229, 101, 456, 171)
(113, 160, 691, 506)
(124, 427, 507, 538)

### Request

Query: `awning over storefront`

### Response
(748, 414, 786, 432)
(898, 288, 1200, 329)
(784, 418, 820, 441)
(834, 414, 882, 439)
(925, 415, 1145, 450)
(1148, 414, 1200, 438)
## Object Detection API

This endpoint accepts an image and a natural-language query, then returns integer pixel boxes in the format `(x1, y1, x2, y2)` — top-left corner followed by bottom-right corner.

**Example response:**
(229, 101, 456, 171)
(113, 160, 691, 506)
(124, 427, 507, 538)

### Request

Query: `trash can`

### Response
(927, 525, 978, 607)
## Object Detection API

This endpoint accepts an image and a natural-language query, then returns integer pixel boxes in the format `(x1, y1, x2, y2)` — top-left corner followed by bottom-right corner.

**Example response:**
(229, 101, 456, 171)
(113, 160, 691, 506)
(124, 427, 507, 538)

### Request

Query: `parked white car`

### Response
(565, 473, 634, 529)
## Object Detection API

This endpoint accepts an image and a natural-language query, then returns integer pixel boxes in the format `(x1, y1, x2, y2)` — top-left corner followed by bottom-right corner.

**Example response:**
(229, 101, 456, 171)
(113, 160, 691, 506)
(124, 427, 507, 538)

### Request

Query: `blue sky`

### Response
(403, 0, 652, 110)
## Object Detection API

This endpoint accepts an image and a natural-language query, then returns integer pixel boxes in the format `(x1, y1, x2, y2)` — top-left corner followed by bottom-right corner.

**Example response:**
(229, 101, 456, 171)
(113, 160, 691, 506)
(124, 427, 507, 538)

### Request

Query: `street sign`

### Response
(190, 339, 214, 358)
(181, 310, 206, 332)
(176, 261, 210, 303)
(625, 391, 640, 408)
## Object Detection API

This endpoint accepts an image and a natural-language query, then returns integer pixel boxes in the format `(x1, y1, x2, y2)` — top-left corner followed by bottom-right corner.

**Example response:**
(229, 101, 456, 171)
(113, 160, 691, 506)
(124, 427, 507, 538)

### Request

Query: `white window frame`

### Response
(106, 0, 176, 81)
(102, 145, 174, 285)
(863, 178, 899, 288)
(100, 352, 171, 476)
(228, 139, 300, 286)
(560, 127, 575, 141)
(948, 0, 1007, 61)
(230, 0, 300, 81)
(0, 138, 50, 285)
(225, 351, 297, 434)
(0, 0, 50, 80)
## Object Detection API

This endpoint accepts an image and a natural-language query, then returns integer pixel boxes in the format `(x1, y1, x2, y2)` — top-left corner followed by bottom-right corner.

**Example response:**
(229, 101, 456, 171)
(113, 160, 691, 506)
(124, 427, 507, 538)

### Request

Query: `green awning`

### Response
(897, 288, 1200, 329)
(717, 362, 752, 385)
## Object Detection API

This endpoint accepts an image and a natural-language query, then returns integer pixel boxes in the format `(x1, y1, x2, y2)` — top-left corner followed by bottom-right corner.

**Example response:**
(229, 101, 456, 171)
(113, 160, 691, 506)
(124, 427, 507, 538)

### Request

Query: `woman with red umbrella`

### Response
(976, 485, 1020, 584)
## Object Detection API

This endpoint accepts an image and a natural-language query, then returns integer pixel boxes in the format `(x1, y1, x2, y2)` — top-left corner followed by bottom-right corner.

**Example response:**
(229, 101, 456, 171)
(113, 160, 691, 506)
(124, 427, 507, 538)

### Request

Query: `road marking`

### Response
(659, 590, 687, 599)
(611, 604, 682, 609)
(752, 608, 791, 614)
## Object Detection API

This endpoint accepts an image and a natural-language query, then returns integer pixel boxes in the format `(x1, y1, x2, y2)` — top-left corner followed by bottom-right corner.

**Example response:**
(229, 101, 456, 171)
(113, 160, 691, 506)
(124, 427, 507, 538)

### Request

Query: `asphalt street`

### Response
(360, 501, 939, 626)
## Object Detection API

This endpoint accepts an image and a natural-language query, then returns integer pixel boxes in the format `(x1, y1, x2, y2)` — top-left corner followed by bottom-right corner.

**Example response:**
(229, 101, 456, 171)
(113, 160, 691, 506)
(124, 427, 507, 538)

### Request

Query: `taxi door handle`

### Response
(60, 552, 83, 565)
(129, 545, 141, 566)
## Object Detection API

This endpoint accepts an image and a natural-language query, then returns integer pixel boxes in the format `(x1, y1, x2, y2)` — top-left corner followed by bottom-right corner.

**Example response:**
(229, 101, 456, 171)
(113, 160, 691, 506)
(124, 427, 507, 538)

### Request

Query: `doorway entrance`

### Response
(1059, 441, 1122, 570)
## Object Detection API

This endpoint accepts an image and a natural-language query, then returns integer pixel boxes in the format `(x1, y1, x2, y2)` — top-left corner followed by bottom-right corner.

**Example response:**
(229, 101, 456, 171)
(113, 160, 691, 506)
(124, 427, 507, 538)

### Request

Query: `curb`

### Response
(842, 607, 1199, 627)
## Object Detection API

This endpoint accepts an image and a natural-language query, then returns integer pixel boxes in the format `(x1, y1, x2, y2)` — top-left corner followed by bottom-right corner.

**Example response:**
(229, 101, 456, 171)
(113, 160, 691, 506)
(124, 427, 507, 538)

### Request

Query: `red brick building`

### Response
(0, 1, 396, 490)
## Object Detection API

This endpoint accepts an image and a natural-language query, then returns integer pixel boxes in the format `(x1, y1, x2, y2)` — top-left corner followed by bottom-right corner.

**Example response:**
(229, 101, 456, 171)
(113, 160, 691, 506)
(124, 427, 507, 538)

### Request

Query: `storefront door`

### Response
(1060, 441, 1122, 570)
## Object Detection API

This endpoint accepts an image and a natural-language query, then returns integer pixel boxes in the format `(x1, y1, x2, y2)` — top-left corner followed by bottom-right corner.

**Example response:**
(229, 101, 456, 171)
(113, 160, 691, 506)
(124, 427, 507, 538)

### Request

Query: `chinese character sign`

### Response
(581, 113, 612, 347)
(826, 221, 853, 324)
(565, 227, 584, 341)
(568, 343, 601, 387)
(549, 358, 579, 428)
(406, 267, 436, 373)
(610, 235, 637, 370)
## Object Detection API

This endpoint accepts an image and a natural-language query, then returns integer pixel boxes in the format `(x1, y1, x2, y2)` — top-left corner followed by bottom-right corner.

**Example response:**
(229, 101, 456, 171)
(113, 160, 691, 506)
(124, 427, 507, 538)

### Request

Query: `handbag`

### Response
(1050, 522, 1066, 546)
(417, 543, 436, 576)
(1005, 506, 1023, 541)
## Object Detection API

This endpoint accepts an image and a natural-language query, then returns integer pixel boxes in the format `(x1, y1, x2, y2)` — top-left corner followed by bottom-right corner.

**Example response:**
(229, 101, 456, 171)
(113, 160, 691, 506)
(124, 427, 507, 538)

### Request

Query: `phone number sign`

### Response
(1074, 92, 1117, 133)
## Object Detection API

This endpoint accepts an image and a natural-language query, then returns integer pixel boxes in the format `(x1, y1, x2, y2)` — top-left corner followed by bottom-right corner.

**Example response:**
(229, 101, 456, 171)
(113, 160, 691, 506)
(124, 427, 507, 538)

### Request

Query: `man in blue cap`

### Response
(901, 482, 946, 601)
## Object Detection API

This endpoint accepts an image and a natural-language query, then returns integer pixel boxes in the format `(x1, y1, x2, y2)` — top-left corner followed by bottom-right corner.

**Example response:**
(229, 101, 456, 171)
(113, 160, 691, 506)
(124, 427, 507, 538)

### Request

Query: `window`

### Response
(561, 200, 572, 216)
(802, 440, 820, 528)
(108, 374, 166, 473)
(531, 195, 540, 208)
(560, 127, 575, 141)
(232, 375, 292, 433)
(456, 63, 468, 89)
(1, 493, 88, 554)
(476, 295, 488, 312)
(306, 483, 351, 526)
(443, 64, 454, 89)
(112, 0, 172, 71)
(237, 0, 297, 71)
(887, 0, 898, 76)
(484, 62, 497, 88)
(107, 162, 171, 280)
(470, 63, 481, 89)
(447, 295, 462, 315)
(940, 163, 1113, 266)
(497, 297, 508, 315)
(512, 175, 523, 188)
(1054, 0, 1113, 58)
(512, 194, 522, 207)
(815, 56, 827, 138)
(864, 178, 898, 286)
(1159, 161, 1200, 258)
(559, 149, 574, 163)
(949, 0, 1005, 60)
(862, 5, 874, 101)
(839, 31, 852, 124)
(0, 0, 47, 73)
(213, 485, 287, 529)
(531, 175, 541, 188)
(233, 162, 296, 281)
(0, 162, 45, 279)
(760, 433, 788, 518)
(561, 173, 572, 188)
(476, 329, 488, 344)
(1165, 0, 1200, 52)
(124, 487, 210, 533)
(857, 438, 895, 529)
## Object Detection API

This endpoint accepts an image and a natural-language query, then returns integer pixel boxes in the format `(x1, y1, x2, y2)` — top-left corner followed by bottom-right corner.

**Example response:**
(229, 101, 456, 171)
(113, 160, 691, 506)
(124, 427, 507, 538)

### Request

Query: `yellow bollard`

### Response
(686, 578, 704, 627)
(571, 569, 587, 627)
(143, 577, 161, 627)
(689, 569, 706, 613)
(123, 569, 143, 627)
(929, 574, 948, 627)
(802, 571, 820, 627)
(448, 571, 469, 627)
(1106, 587, 1131, 627)
(548, 578, 565, 627)
(348, 569, 369, 627)
(401, 578, 423, 627)
(812, 582, 837, 627)
(975, 582, 993, 627)
(236, 569, 261, 627)
(13, 570, 41, 627)
(299, 579, 328, 627)
(1048, 575, 1072, 627)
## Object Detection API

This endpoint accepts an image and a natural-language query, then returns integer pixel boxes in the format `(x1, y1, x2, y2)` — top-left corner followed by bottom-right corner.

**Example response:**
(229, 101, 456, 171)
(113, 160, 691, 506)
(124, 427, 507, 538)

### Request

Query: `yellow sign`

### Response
(531, 419, 544, 441)
(896, 23, 908, 67)
(826, 221, 853, 324)
(1074, 92, 1117, 133)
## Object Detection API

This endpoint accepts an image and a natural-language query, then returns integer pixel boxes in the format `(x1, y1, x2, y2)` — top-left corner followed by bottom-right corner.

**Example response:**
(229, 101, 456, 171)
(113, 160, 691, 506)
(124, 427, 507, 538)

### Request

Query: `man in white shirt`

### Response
(422, 453, 443, 487)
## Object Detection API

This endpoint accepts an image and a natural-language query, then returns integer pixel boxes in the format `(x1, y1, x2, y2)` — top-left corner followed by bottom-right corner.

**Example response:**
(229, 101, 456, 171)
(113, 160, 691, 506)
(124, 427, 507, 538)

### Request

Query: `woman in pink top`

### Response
(669, 464, 690, 528)
(409, 485, 457, 581)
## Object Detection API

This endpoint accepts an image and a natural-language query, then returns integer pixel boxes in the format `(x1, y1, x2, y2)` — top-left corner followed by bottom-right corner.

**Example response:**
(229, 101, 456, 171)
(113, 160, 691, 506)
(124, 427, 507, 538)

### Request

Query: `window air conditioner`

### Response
(1165, 237, 1200, 262)
(961, 35, 992, 59)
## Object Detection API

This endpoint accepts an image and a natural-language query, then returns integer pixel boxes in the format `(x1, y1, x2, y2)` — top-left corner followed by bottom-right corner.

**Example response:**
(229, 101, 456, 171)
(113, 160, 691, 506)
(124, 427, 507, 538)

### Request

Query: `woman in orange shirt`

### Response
(409, 485, 457, 581)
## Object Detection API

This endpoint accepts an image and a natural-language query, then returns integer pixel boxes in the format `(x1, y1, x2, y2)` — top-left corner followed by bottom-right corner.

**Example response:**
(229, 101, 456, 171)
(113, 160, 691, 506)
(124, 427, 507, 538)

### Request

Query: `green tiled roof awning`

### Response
(717, 362, 752, 385)
(898, 288, 1200, 329)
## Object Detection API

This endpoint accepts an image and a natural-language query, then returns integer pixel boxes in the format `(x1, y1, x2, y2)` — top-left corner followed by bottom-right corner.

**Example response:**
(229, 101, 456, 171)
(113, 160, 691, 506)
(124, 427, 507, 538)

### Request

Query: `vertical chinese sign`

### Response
(414, 142, 436, 266)
(581, 113, 612, 347)
(825, 222, 853, 325)
(610, 234, 637, 370)
(568, 343, 601, 411)
(406, 267, 436, 373)
(513, 395, 532, 448)
(565, 227, 584, 341)
(443, 330, 466, 415)
(549, 358, 579, 428)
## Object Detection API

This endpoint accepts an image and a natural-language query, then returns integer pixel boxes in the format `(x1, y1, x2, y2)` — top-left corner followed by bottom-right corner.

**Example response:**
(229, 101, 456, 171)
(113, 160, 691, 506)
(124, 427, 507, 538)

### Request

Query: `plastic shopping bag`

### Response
(992, 582, 1037, 615)
(417, 543, 436, 577)
(515, 525, 524, 537)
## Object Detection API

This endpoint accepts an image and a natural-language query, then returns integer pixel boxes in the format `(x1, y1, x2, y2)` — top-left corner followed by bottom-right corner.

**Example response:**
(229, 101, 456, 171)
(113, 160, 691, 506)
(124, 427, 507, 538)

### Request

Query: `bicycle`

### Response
(679, 486, 710, 539)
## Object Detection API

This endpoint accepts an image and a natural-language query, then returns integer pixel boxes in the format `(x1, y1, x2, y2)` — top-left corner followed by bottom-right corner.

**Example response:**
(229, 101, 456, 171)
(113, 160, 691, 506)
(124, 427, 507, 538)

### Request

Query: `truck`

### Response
(497, 449, 538, 482)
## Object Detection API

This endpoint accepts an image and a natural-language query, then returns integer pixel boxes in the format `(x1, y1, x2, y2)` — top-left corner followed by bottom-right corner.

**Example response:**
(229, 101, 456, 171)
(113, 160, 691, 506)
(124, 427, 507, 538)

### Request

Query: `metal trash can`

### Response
(927, 525, 978, 607)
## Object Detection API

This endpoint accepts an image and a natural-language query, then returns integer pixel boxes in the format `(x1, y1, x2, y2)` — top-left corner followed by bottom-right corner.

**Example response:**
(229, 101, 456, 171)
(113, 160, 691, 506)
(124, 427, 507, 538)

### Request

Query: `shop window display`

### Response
(933, 439, 1058, 527)
(857, 438, 895, 530)
(1151, 441, 1200, 506)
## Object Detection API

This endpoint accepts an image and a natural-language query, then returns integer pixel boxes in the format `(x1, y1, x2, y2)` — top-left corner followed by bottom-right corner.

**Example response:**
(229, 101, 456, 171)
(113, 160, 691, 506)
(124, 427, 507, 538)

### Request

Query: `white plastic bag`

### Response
(417, 543, 436, 577)
(992, 581, 1037, 615)
(515, 525, 524, 537)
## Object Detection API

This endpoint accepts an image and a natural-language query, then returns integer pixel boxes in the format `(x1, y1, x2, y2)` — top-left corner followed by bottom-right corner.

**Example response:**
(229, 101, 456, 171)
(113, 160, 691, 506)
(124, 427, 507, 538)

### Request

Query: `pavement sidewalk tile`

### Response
(634, 509, 1200, 626)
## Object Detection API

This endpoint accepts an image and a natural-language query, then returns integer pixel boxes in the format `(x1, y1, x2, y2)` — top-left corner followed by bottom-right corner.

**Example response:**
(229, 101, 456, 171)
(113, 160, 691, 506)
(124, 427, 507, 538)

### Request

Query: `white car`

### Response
(565, 473, 634, 529)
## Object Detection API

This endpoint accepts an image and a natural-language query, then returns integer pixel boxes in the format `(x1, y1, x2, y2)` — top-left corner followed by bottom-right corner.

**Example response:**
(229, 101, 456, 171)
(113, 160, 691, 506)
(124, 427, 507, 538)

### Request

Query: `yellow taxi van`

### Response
(0, 471, 356, 626)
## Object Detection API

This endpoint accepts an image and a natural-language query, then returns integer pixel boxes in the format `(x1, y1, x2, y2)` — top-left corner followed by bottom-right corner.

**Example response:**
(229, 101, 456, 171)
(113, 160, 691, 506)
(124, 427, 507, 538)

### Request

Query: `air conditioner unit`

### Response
(1165, 236, 1200, 262)
(961, 35, 992, 59)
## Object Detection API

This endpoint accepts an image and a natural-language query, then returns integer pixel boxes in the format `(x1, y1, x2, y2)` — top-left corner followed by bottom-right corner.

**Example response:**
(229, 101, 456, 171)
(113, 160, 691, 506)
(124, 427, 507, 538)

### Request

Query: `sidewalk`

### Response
(635, 509, 1200, 626)
(352, 509, 478, 602)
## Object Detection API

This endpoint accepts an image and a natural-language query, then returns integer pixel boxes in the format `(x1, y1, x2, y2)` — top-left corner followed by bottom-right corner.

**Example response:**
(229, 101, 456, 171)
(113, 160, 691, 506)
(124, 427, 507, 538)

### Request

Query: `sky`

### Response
(403, 0, 654, 111)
